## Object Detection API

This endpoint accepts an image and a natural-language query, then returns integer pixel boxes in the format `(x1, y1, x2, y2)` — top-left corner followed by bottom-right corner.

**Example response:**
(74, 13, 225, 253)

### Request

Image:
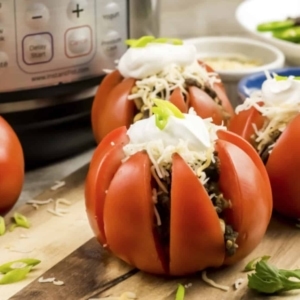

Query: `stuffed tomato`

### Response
(92, 36, 234, 143)
(85, 100, 271, 276)
(229, 73, 300, 220)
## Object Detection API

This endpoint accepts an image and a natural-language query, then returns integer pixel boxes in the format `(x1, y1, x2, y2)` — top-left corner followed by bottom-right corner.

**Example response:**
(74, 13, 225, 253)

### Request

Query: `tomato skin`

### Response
(227, 104, 265, 144)
(0, 117, 24, 214)
(103, 151, 166, 274)
(266, 114, 300, 219)
(188, 86, 224, 125)
(202, 61, 235, 117)
(170, 154, 225, 275)
(85, 126, 271, 275)
(92, 70, 123, 143)
(91, 62, 234, 142)
(85, 126, 129, 243)
(216, 139, 271, 265)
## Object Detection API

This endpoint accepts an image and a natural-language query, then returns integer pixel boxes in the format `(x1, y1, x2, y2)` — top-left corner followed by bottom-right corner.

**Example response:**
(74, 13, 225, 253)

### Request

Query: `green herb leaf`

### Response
(244, 255, 271, 272)
(0, 258, 41, 274)
(175, 284, 185, 300)
(0, 266, 32, 285)
(0, 216, 5, 236)
(152, 98, 184, 130)
(247, 259, 300, 294)
(13, 212, 30, 229)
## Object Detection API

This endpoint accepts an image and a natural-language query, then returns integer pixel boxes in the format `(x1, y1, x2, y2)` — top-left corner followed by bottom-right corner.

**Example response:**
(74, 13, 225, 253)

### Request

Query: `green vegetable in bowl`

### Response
(273, 26, 300, 43)
(257, 20, 295, 32)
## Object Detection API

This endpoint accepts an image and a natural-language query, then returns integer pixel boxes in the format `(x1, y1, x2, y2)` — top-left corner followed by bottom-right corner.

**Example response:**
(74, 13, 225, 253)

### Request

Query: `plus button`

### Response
(72, 4, 84, 18)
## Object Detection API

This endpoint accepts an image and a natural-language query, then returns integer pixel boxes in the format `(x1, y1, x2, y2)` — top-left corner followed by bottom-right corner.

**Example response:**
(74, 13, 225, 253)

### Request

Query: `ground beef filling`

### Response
(152, 152, 238, 259)
(131, 77, 227, 124)
(251, 128, 282, 164)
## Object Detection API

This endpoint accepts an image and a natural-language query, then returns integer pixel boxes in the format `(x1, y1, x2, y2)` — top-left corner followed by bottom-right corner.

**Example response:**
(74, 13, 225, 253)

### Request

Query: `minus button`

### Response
(25, 3, 50, 29)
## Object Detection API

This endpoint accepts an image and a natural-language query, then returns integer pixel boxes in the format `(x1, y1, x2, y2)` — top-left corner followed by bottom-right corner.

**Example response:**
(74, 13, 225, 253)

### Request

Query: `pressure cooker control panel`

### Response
(0, 0, 128, 93)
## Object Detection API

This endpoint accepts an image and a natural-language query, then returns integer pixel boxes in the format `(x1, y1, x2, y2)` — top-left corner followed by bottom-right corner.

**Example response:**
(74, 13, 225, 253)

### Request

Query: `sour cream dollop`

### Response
(261, 76, 300, 106)
(118, 43, 197, 79)
(126, 113, 211, 151)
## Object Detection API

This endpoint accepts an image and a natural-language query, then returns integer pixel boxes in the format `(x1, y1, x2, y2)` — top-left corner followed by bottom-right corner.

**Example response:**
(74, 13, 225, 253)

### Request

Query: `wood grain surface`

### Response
(2, 165, 300, 300)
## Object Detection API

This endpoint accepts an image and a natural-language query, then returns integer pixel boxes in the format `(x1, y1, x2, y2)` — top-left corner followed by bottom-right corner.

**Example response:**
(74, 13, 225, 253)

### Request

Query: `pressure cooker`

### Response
(0, 0, 160, 168)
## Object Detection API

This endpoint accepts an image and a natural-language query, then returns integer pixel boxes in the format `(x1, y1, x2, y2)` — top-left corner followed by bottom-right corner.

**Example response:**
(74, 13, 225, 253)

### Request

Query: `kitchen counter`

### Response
(16, 0, 246, 208)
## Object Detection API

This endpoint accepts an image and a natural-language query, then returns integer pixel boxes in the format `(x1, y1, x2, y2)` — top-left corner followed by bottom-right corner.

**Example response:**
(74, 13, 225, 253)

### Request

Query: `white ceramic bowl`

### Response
(236, 0, 300, 66)
(184, 36, 285, 107)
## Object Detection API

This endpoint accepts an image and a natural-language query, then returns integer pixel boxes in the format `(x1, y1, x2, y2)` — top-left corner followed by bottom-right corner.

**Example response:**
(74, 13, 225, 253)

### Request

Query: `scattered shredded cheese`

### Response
(53, 280, 65, 286)
(50, 181, 66, 191)
(47, 198, 71, 217)
(201, 270, 230, 291)
(38, 277, 64, 286)
(90, 292, 137, 300)
(26, 198, 54, 210)
(233, 278, 244, 290)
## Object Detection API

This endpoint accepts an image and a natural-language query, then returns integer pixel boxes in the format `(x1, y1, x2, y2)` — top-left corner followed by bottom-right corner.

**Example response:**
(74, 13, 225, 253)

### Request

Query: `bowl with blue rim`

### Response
(237, 67, 300, 104)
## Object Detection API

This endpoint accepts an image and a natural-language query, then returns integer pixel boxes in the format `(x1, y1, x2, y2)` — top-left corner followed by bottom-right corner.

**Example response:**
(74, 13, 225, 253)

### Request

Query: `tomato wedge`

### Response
(216, 139, 270, 264)
(170, 154, 224, 275)
(104, 152, 165, 274)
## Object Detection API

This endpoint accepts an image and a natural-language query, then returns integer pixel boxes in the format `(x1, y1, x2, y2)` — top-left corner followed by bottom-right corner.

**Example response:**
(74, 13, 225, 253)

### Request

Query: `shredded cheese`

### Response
(47, 198, 71, 217)
(128, 62, 220, 114)
(50, 181, 66, 191)
(90, 292, 137, 300)
(38, 277, 64, 285)
(233, 278, 244, 290)
(27, 198, 54, 210)
(201, 270, 230, 291)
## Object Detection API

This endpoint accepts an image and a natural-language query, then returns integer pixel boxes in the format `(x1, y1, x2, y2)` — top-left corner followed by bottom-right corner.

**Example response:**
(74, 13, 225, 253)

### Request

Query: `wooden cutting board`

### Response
(2, 164, 300, 300)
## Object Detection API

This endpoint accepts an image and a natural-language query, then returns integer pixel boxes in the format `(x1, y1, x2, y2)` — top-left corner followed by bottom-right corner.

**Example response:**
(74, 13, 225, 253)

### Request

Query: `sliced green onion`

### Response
(0, 216, 5, 236)
(13, 212, 30, 229)
(0, 266, 32, 285)
(125, 36, 155, 48)
(244, 255, 271, 272)
(9, 223, 18, 232)
(0, 258, 41, 274)
(175, 284, 185, 300)
(152, 98, 185, 130)
(125, 36, 183, 48)
(153, 38, 183, 45)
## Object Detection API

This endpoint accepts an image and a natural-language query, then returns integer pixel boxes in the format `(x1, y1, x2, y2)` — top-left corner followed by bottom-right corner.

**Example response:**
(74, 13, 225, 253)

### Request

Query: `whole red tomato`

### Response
(91, 62, 234, 143)
(85, 124, 272, 275)
(229, 104, 300, 220)
(0, 117, 24, 214)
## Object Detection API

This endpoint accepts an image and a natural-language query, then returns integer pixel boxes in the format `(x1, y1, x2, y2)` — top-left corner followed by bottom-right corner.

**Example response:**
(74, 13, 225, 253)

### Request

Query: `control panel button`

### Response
(101, 30, 122, 57)
(103, 2, 120, 24)
(65, 26, 92, 58)
(22, 33, 53, 65)
(0, 51, 8, 75)
(25, 3, 50, 29)
(67, 0, 88, 22)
